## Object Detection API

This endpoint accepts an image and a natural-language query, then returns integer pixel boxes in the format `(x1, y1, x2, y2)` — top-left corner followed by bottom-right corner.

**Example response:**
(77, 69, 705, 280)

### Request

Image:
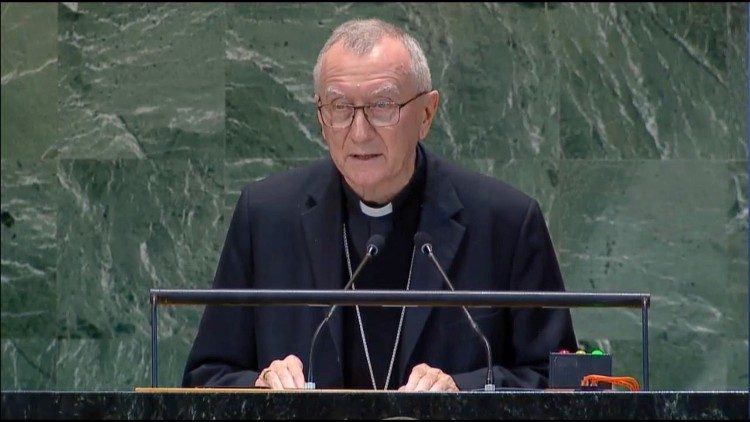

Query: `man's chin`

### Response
(342, 173, 385, 193)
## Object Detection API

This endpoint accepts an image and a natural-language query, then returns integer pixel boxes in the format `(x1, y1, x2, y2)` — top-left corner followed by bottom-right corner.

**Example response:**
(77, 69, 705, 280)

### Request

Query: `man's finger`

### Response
(275, 366, 299, 389)
(413, 369, 439, 391)
(283, 355, 306, 388)
(401, 364, 428, 391)
(264, 370, 284, 389)
(428, 376, 458, 392)
(254, 372, 269, 388)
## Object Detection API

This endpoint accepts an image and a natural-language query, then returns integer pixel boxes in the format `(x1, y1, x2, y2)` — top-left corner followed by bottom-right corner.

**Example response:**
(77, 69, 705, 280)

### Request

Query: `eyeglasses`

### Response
(317, 91, 428, 128)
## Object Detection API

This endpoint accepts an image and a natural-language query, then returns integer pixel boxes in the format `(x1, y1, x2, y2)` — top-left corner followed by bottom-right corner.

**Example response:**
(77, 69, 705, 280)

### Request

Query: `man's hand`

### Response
(398, 363, 458, 392)
(254, 354, 306, 389)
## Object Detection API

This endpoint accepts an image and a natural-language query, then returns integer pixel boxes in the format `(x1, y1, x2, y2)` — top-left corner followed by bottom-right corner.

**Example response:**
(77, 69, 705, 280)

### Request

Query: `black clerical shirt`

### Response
(341, 147, 427, 390)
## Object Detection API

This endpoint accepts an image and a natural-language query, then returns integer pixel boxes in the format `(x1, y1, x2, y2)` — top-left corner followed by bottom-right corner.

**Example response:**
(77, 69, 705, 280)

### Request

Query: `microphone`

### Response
(305, 233, 386, 389)
(413, 231, 496, 391)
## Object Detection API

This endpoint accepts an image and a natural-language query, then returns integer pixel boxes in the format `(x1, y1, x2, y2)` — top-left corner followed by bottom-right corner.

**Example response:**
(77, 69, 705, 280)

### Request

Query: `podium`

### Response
(2, 390, 747, 419)
(150, 289, 653, 389)
(3, 289, 746, 419)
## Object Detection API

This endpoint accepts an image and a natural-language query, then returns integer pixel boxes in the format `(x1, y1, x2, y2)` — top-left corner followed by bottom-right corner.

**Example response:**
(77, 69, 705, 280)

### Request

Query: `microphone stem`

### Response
(306, 316, 329, 385)
(344, 249, 373, 291)
(307, 251, 374, 386)
(427, 251, 494, 387)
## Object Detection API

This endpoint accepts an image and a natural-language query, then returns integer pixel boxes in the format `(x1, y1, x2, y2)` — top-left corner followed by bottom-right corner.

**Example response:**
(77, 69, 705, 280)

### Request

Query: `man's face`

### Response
(316, 37, 438, 201)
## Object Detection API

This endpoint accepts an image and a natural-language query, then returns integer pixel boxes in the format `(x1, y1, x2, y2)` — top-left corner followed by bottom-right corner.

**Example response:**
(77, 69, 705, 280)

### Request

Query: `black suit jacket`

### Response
(182, 146, 577, 390)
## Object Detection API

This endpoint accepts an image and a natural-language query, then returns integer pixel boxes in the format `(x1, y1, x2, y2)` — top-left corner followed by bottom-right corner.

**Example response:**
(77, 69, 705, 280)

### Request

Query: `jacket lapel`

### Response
(299, 150, 466, 386)
(300, 160, 344, 384)
(398, 151, 466, 379)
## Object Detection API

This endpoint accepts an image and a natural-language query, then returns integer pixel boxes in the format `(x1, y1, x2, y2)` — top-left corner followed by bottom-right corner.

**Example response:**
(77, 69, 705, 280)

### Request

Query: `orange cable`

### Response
(581, 374, 640, 391)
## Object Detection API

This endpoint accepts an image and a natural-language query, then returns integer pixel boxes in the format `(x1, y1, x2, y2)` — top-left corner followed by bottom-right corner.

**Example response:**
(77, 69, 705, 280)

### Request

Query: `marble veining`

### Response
(0, 3, 746, 391)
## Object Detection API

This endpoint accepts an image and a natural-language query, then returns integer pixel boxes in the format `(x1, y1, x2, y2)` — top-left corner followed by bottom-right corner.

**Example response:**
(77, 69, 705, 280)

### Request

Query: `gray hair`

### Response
(313, 18, 432, 95)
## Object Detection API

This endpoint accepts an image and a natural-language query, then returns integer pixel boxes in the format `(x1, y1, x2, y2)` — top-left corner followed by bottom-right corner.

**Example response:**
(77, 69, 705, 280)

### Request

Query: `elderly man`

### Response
(183, 18, 577, 392)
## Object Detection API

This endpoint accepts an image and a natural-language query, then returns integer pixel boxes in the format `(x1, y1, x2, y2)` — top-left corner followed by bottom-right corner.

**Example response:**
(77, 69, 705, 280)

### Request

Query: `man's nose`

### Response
(348, 108, 373, 143)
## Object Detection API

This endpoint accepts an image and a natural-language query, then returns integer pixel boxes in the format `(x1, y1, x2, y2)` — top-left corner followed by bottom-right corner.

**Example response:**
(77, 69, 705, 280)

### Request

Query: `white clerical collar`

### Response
(359, 201, 393, 217)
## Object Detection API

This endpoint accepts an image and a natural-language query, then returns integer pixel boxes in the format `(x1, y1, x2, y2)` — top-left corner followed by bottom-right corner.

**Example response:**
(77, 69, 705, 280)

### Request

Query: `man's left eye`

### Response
(372, 101, 394, 109)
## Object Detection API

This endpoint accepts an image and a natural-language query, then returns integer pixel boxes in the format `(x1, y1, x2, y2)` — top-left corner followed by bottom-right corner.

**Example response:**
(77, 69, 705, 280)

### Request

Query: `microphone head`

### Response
(366, 234, 386, 257)
(413, 231, 433, 255)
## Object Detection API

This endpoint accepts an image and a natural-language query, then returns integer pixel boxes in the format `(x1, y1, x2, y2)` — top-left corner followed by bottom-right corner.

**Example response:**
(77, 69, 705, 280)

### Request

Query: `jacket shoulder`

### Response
(239, 158, 330, 198)
(431, 155, 537, 217)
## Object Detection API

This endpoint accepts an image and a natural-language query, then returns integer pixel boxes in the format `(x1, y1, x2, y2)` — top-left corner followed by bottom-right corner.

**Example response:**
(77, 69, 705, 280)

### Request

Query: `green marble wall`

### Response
(1, 2, 746, 391)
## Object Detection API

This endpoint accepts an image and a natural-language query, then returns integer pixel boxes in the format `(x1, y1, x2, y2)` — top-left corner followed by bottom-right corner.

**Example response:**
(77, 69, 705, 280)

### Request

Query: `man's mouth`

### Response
(351, 154, 381, 160)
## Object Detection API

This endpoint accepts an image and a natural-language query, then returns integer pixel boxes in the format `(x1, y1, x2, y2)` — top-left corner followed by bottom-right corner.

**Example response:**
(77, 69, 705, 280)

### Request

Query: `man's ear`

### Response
(314, 94, 325, 136)
(419, 90, 440, 140)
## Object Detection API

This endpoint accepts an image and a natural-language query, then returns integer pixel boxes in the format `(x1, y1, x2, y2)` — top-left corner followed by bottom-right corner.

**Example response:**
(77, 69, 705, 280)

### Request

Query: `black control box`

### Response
(549, 352, 612, 389)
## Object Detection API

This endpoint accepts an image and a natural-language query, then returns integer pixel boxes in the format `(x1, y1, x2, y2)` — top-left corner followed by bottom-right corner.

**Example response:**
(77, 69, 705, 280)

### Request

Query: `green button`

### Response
(591, 349, 604, 355)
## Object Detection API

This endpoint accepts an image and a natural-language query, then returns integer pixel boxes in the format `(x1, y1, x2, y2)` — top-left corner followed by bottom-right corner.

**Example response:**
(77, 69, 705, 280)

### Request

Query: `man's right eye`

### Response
(332, 103, 352, 111)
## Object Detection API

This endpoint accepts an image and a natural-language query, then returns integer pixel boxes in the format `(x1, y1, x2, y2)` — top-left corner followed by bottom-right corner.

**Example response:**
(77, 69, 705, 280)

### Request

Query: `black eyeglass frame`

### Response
(317, 91, 429, 128)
